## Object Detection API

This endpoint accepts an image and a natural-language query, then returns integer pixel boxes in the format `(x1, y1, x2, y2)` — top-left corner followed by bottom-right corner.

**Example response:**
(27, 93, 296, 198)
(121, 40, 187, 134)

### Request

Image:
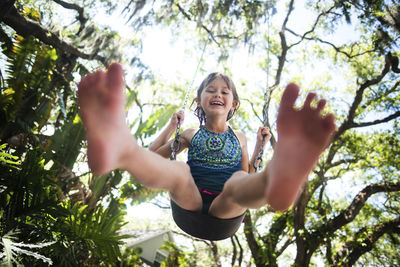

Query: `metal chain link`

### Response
(253, 135, 266, 172)
(170, 118, 181, 160)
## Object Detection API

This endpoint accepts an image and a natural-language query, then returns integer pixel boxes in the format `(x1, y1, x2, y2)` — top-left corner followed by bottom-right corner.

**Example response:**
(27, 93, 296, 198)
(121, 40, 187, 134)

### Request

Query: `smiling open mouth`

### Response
(210, 101, 224, 106)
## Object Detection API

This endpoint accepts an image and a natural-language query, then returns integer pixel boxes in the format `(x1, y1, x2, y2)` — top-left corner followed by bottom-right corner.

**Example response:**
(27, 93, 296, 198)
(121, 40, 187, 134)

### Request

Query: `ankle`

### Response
(117, 133, 139, 170)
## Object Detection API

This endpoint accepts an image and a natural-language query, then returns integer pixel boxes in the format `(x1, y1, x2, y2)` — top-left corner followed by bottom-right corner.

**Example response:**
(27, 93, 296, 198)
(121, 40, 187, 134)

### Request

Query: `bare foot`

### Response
(78, 63, 136, 175)
(266, 83, 336, 210)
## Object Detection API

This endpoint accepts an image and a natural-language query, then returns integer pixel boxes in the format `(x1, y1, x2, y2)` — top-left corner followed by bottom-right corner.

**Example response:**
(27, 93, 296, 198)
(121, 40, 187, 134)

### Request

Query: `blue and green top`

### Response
(187, 126, 242, 192)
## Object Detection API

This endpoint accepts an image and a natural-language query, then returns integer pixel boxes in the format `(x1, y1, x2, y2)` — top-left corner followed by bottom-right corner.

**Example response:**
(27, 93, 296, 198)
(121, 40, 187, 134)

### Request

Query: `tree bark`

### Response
(294, 182, 310, 266)
(243, 212, 264, 267)
(0, 0, 15, 20)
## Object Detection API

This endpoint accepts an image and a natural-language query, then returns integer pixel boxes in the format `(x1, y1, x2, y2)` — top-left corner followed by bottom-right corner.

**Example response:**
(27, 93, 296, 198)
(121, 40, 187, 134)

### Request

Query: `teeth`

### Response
(211, 102, 223, 106)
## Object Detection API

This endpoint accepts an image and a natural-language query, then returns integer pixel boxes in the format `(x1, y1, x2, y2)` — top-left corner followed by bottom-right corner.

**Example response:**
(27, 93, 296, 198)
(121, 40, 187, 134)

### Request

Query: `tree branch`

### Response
(333, 216, 400, 266)
(0, 0, 15, 20)
(329, 158, 359, 168)
(286, 27, 375, 58)
(287, 5, 336, 49)
(243, 212, 262, 266)
(175, 3, 220, 46)
(209, 241, 222, 267)
(301, 181, 400, 266)
(276, 236, 294, 256)
(233, 234, 244, 266)
(330, 182, 400, 231)
(260, 212, 290, 264)
(1, 5, 106, 64)
(310, 159, 356, 206)
(274, 0, 294, 88)
(294, 182, 309, 265)
(261, 0, 295, 149)
(334, 53, 393, 141)
(243, 98, 264, 124)
(325, 52, 396, 165)
(230, 236, 237, 266)
(52, 0, 87, 34)
(352, 110, 400, 128)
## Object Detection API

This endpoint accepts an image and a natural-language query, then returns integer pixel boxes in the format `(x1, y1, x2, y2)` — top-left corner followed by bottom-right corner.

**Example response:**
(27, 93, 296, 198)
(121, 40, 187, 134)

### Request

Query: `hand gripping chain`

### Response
(253, 135, 266, 172)
(170, 119, 181, 161)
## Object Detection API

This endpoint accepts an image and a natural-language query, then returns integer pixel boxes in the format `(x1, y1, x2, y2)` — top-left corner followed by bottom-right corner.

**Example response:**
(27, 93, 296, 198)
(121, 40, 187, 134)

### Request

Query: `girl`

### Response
(77, 63, 335, 240)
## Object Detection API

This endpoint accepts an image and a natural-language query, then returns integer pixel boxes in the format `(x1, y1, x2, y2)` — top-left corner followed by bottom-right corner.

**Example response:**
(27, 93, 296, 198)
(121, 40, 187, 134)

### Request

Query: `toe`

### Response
(316, 99, 326, 112)
(106, 63, 124, 92)
(280, 83, 300, 111)
(304, 92, 317, 110)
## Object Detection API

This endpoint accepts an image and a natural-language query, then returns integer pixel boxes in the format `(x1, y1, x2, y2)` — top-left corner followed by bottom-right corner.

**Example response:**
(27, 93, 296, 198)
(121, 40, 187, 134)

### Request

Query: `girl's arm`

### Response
(249, 127, 271, 173)
(149, 111, 194, 158)
(235, 130, 250, 173)
(149, 111, 183, 153)
(151, 128, 194, 158)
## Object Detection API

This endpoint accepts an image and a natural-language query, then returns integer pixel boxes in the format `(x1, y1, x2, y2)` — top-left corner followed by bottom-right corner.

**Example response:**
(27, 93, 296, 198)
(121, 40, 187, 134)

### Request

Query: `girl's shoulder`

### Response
(232, 129, 248, 146)
(180, 128, 198, 146)
(232, 128, 246, 138)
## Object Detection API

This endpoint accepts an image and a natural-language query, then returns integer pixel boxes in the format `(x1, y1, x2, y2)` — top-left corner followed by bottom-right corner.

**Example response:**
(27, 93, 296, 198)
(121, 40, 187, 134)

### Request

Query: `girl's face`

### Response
(197, 76, 238, 119)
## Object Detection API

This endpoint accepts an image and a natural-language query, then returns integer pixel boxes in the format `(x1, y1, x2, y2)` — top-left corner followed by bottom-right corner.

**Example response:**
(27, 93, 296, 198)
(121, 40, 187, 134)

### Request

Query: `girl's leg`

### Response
(209, 83, 336, 218)
(77, 63, 202, 211)
(208, 171, 264, 219)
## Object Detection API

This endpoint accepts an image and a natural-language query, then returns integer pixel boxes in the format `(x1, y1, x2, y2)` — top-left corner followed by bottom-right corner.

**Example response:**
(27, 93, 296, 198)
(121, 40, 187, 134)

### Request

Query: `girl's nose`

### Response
(214, 91, 222, 97)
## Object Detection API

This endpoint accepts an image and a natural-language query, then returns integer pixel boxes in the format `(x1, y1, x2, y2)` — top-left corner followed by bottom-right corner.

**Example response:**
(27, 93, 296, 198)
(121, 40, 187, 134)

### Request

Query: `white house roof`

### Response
(121, 229, 174, 247)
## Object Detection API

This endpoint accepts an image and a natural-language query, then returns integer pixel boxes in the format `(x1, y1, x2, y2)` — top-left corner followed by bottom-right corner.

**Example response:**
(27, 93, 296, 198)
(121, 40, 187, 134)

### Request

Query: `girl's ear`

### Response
(231, 100, 238, 110)
(195, 97, 201, 107)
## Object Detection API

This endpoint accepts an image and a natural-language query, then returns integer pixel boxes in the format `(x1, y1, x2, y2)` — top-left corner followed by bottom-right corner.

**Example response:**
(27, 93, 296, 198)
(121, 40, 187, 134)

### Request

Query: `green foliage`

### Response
(117, 246, 144, 266)
(45, 114, 85, 170)
(0, 143, 128, 265)
(0, 8, 131, 266)
(0, 230, 55, 266)
(0, 143, 20, 167)
(121, 179, 161, 205)
(60, 202, 128, 265)
(333, 0, 399, 52)
(160, 241, 192, 267)
(11, 36, 53, 113)
(134, 104, 177, 139)
(0, 149, 60, 234)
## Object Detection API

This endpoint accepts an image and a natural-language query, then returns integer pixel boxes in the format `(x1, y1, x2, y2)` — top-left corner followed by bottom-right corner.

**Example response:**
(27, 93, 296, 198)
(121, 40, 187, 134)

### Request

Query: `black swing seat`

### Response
(171, 200, 245, 241)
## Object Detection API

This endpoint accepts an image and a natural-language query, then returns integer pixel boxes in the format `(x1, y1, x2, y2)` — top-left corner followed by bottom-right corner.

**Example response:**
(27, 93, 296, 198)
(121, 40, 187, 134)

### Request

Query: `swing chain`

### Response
(170, 118, 181, 161)
(253, 135, 266, 172)
(169, 32, 211, 161)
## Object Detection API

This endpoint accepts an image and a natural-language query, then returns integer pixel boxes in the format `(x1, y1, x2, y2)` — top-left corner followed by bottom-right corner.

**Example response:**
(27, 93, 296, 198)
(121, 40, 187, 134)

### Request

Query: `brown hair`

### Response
(193, 72, 240, 125)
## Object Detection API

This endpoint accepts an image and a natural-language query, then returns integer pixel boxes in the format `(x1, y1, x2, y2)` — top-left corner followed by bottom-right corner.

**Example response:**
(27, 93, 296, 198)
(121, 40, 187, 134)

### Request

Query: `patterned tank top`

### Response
(187, 126, 242, 192)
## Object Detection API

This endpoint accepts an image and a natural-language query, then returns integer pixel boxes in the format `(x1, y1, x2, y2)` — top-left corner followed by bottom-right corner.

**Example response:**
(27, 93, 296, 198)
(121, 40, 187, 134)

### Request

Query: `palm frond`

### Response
(63, 201, 127, 263)
(0, 230, 55, 266)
